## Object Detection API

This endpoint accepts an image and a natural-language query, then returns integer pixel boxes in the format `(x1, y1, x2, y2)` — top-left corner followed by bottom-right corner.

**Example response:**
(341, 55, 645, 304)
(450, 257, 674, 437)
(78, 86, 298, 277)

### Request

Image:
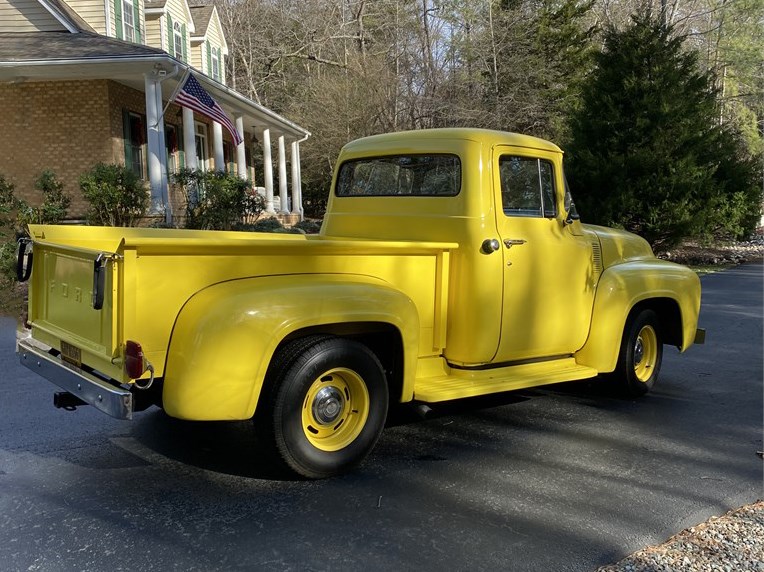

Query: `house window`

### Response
(122, 0, 136, 42)
(211, 48, 220, 81)
(195, 122, 209, 171)
(173, 22, 184, 61)
(223, 141, 236, 175)
(123, 110, 146, 179)
(165, 124, 183, 174)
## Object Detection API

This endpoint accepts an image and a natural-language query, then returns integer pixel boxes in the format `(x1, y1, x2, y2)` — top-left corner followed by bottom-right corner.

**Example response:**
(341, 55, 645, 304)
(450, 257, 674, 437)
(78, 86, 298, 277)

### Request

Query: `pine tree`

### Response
(566, 14, 761, 251)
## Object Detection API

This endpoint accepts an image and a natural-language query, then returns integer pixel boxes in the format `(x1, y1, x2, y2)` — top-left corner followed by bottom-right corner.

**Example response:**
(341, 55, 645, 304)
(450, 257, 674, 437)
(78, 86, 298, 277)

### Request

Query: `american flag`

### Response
(173, 73, 243, 146)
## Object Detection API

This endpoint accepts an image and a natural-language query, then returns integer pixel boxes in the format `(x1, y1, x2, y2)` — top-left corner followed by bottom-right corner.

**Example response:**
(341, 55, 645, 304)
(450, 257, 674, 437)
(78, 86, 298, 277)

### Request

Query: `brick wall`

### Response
(1, 78, 263, 223)
(0, 80, 112, 217)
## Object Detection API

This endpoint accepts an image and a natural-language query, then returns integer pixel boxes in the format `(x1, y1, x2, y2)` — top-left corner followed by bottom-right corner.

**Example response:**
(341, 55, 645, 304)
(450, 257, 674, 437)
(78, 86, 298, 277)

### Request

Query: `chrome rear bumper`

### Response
(17, 336, 132, 420)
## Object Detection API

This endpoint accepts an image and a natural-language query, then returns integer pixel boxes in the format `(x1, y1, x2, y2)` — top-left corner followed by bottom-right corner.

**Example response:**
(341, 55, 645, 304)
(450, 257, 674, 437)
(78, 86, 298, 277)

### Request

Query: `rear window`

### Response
(336, 154, 461, 197)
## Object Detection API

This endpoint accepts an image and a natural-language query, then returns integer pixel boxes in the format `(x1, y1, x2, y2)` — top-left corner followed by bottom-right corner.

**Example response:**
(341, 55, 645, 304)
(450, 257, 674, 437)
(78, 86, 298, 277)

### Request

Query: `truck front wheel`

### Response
(612, 309, 663, 397)
(265, 336, 389, 478)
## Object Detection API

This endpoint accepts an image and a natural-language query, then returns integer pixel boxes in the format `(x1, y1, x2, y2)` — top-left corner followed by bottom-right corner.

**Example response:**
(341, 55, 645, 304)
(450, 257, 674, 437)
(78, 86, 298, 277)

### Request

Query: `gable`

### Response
(205, 5, 226, 54)
(0, 0, 68, 32)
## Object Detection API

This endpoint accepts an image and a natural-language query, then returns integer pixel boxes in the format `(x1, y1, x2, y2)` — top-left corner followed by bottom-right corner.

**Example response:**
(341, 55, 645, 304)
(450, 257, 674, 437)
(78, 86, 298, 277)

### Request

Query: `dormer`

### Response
(144, 0, 193, 62)
(189, 4, 227, 84)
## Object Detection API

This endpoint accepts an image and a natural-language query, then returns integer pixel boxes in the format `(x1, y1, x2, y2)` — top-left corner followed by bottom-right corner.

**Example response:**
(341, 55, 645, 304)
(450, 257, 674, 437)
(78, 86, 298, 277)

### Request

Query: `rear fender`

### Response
(575, 261, 701, 373)
(163, 274, 419, 420)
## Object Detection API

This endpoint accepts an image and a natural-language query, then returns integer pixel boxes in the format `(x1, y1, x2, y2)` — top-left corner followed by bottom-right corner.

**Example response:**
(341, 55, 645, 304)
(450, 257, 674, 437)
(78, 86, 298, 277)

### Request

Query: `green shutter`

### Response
(166, 13, 174, 55)
(216, 47, 222, 81)
(114, 0, 123, 39)
(181, 23, 187, 62)
(133, 0, 141, 43)
(206, 43, 212, 75)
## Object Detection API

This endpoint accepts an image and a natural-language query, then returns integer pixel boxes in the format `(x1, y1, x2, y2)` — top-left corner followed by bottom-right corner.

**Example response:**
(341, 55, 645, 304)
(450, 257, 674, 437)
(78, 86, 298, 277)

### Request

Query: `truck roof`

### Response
(341, 128, 563, 155)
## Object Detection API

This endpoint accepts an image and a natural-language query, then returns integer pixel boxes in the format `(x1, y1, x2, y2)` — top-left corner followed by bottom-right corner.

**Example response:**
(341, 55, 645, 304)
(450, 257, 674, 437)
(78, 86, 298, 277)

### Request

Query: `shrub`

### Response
(173, 169, 261, 231)
(0, 170, 70, 286)
(0, 175, 18, 234)
(249, 217, 284, 232)
(80, 163, 148, 227)
(293, 219, 322, 234)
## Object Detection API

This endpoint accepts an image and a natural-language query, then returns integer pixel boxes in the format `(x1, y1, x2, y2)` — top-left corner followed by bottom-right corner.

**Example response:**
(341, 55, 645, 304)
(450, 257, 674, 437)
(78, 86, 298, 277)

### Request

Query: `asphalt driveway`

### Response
(0, 264, 761, 571)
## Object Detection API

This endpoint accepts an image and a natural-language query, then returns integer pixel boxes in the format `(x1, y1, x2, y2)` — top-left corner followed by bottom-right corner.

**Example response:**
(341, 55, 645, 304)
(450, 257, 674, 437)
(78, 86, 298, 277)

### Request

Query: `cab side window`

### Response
(500, 156, 557, 218)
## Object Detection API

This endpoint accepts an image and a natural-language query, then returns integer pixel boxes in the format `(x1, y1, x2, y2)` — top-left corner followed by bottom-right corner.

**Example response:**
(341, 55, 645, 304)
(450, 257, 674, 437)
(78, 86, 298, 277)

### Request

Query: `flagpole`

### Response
(154, 68, 191, 128)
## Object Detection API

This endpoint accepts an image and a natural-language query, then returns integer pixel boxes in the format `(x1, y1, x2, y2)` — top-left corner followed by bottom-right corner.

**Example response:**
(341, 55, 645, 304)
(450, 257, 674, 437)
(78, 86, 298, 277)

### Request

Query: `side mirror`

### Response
(564, 211, 580, 226)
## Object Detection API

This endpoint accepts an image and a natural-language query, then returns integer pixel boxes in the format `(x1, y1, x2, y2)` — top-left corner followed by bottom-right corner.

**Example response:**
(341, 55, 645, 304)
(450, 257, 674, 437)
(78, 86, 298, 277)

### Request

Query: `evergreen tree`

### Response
(566, 14, 761, 251)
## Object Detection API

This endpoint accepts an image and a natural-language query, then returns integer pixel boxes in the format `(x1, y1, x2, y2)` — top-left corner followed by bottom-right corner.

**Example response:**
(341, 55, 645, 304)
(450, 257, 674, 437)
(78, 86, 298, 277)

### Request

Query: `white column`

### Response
(212, 122, 224, 172)
(144, 74, 164, 214)
(235, 116, 247, 180)
(262, 128, 275, 214)
(290, 141, 300, 216)
(182, 107, 197, 170)
(154, 83, 172, 225)
(277, 135, 289, 214)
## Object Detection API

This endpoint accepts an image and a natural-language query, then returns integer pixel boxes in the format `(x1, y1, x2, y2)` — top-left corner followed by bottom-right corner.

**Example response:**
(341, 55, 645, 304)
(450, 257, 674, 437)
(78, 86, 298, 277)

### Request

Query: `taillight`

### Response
(124, 340, 146, 379)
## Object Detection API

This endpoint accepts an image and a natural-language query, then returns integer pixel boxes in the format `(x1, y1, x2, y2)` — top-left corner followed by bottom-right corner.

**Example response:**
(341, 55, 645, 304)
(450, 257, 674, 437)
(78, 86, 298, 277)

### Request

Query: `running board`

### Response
(413, 358, 598, 403)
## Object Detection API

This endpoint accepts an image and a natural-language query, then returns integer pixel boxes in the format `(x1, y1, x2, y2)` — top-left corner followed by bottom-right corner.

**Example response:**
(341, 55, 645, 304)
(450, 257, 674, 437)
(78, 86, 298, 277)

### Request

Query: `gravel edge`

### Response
(597, 501, 764, 572)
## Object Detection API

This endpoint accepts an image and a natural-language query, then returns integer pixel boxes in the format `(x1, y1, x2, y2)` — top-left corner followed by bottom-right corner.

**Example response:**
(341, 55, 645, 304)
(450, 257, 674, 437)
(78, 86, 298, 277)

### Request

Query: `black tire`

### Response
(611, 309, 663, 397)
(264, 336, 388, 479)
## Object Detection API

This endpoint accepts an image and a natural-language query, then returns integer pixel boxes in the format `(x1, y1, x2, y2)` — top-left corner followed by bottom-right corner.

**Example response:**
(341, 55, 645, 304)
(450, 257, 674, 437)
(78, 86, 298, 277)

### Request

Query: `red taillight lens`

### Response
(124, 340, 145, 379)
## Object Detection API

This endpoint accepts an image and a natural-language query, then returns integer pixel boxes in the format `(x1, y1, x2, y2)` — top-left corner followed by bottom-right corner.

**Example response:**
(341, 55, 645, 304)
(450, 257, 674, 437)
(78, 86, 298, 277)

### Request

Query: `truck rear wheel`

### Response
(612, 309, 663, 397)
(265, 336, 388, 479)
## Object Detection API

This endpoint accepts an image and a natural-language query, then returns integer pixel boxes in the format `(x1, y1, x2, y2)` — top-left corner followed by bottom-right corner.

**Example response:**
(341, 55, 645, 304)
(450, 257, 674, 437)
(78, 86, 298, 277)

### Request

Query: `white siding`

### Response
(0, 0, 67, 32)
(190, 40, 202, 71)
(145, 16, 161, 49)
(66, 0, 106, 33)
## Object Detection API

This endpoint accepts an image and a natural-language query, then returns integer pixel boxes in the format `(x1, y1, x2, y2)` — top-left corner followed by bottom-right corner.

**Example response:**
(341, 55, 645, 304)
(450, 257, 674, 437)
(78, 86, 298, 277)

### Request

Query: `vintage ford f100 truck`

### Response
(16, 128, 704, 478)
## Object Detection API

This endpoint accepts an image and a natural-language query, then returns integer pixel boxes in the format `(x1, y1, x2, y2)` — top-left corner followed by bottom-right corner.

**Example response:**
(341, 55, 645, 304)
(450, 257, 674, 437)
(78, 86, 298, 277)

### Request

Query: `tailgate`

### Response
(27, 239, 123, 382)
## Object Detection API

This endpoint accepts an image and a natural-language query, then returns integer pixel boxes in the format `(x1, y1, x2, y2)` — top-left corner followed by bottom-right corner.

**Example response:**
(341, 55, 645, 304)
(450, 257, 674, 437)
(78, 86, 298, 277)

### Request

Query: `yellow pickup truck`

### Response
(16, 128, 703, 478)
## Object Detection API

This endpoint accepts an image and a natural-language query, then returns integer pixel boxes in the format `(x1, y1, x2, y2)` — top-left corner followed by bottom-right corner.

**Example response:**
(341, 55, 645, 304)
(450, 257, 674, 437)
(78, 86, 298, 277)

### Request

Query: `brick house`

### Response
(0, 0, 310, 223)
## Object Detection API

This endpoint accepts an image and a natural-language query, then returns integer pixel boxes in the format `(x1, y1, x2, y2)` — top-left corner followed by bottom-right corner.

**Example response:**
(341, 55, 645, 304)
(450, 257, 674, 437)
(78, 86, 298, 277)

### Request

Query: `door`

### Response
(492, 146, 596, 363)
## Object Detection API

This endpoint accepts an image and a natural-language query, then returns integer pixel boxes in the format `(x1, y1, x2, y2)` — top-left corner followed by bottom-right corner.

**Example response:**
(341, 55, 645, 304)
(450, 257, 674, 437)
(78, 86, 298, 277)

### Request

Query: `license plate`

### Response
(60, 341, 82, 368)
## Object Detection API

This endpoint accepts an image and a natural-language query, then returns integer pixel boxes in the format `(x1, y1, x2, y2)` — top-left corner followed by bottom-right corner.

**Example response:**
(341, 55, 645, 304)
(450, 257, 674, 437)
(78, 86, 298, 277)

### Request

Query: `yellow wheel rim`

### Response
(633, 325, 658, 382)
(301, 368, 370, 452)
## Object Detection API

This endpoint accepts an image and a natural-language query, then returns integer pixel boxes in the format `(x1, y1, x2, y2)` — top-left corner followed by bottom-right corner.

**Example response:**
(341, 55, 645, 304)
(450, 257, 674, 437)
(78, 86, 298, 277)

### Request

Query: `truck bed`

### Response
(25, 225, 456, 387)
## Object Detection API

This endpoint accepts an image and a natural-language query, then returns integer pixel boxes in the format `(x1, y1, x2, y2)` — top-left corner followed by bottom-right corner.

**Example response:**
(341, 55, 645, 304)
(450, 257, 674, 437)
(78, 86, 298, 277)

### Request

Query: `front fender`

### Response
(162, 274, 420, 421)
(575, 260, 701, 373)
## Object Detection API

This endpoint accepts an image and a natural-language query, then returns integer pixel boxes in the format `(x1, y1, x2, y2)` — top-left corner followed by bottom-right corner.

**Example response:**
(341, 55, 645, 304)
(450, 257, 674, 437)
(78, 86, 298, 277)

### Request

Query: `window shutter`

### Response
(216, 47, 222, 81)
(133, 0, 141, 43)
(181, 23, 187, 62)
(114, 0, 123, 39)
(122, 109, 133, 168)
(166, 13, 174, 55)
(206, 42, 212, 75)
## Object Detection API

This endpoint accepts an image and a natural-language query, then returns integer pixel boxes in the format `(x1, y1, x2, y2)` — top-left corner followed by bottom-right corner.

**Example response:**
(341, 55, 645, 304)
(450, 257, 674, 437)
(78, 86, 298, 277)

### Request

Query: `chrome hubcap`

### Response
(634, 337, 644, 365)
(312, 386, 345, 425)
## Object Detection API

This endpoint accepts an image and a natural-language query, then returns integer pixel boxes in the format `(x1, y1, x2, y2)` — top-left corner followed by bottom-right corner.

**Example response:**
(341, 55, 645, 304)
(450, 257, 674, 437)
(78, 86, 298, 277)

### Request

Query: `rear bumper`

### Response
(16, 335, 133, 420)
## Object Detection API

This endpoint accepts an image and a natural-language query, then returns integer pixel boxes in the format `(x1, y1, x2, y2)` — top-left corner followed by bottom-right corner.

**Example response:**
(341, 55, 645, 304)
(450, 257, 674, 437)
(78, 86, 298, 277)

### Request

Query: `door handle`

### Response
(503, 239, 527, 249)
